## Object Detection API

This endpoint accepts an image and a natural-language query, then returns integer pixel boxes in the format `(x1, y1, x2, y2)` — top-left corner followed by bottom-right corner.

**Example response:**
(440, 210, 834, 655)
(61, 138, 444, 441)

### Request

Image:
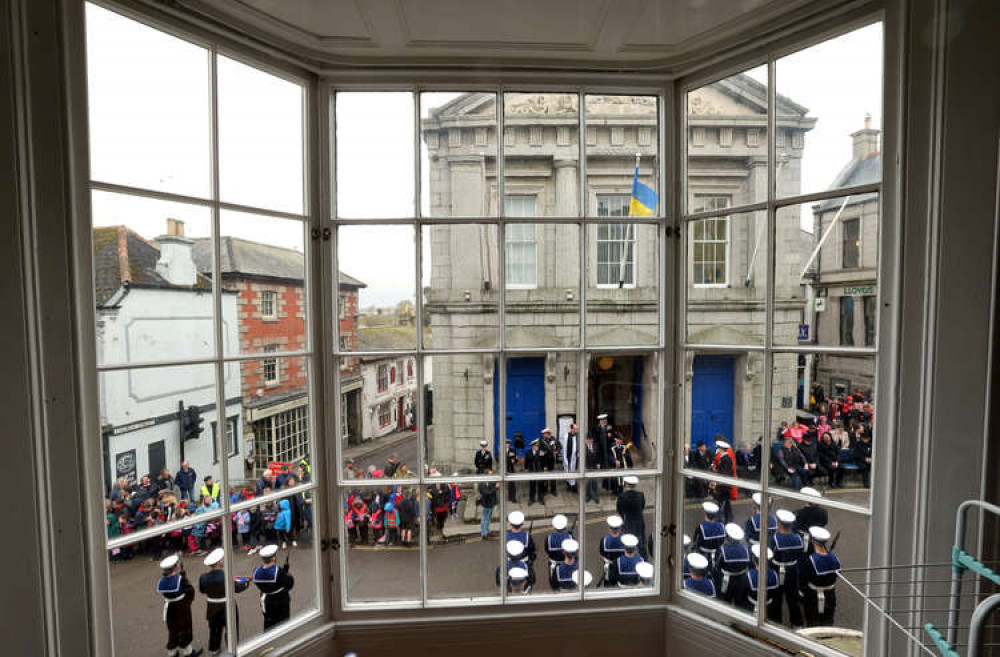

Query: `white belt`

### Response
(720, 568, 748, 594)
(807, 582, 836, 614)
(773, 560, 796, 585)
(206, 597, 226, 604)
(260, 588, 285, 614)
(162, 594, 184, 622)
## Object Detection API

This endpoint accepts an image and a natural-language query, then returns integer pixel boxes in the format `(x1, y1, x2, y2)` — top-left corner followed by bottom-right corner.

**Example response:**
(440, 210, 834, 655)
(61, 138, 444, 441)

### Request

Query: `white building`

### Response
(357, 327, 418, 442)
(94, 222, 242, 489)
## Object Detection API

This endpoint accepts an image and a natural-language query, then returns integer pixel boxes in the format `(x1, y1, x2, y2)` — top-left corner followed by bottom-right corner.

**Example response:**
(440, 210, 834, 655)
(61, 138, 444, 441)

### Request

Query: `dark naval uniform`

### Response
(733, 566, 780, 621)
(610, 553, 644, 587)
(616, 488, 647, 556)
(798, 551, 842, 626)
(198, 569, 250, 652)
(714, 542, 751, 602)
(683, 576, 716, 598)
(253, 562, 295, 630)
(506, 527, 536, 563)
(474, 448, 494, 474)
(793, 505, 829, 535)
(745, 512, 777, 546)
(545, 530, 573, 563)
(156, 571, 196, 654)
(496, 557, 535, 590)
(599, 533, 625, 586)
(770, 532, 805, 626)
(692, 519, 726, 563)
(553, 560, 580, 590)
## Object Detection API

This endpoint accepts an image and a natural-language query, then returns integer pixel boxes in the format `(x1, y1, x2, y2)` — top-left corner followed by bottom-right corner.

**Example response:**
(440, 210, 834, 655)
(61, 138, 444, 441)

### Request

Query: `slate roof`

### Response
(191, 236, 365, 288)
(92, 226, 211, 307)
(357, 326, 424, 352)
(815, 154, 881, 212)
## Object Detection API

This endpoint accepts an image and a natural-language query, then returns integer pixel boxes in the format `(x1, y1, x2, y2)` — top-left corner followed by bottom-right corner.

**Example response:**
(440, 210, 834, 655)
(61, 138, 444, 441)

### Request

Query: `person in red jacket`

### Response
(711, 438, 739, 524)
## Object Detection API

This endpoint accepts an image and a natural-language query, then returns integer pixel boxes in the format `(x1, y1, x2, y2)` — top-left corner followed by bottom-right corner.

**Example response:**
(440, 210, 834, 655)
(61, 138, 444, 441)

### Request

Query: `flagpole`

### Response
(619, 153, 640, 287)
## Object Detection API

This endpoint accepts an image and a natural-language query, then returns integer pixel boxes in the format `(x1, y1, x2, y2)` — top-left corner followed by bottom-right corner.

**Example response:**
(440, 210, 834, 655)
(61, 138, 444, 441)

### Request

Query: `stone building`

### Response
(807, 118, 881, 397)
(422, 80, 816, 472)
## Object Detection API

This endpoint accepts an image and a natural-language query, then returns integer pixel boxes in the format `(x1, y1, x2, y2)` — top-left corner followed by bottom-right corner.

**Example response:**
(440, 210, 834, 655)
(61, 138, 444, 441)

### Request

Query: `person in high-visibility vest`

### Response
(200, 476, 221, 503)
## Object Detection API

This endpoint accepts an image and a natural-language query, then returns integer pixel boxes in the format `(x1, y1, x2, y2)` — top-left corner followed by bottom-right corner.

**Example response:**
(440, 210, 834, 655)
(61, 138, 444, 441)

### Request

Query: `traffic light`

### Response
(181, 405, 204, 441)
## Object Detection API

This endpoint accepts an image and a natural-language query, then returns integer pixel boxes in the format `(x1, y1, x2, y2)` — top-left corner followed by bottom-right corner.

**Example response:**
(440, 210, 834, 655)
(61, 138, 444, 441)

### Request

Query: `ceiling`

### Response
(174, 0, 843, 72)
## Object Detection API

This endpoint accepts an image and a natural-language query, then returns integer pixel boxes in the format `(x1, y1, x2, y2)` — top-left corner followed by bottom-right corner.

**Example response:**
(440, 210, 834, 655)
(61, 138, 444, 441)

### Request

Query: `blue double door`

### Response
(690, 355, 735, 451)
(493, 358, 546, 457)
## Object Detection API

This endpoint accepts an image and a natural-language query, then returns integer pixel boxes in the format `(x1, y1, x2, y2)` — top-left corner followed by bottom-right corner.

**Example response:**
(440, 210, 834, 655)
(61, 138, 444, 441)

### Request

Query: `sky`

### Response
(86, 4, 882, 308)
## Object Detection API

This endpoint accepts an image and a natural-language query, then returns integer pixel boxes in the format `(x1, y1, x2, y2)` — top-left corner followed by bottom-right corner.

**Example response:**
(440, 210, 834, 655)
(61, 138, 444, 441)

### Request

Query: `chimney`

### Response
(850, 112, 880, 160)
(155, 219, 197, 286)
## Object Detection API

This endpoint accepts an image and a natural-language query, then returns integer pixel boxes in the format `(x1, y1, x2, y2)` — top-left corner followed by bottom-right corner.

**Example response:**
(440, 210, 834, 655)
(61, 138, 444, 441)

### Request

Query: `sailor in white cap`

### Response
(571, 569, 594, 589)
(497, 540, 535, 591)
(505, 437, 519, 502)
(715, 523, 750, 602)
(732, 544, 779, 617)
(155, 554, 200, 656)
(616, 475, 647, 557)
(524, 438, 547, 504)
(507, 566, 531, 595)
(597, 515, 626, 586)
(545, 514, 575, 568)
(711, 438, 737, 523)
(770, 509, 805, 627)
(505, 510, 536, 563)
(609, 533, 645, 587)
(475, 438, 494, 474)
(252, 544, 294, 630)
(799, 526, 842, 626)
(539, 427, 560, 496)
(682, 552, 716, 598)
(681, 534, 693, 579)
(745, 492, 778, 546)
(553, 538, 580, 590)
(793, 487, 829, 535)
(593, 413, 614, 489)
(199, 548, 249, 654)
(636, 561, 654, 586)
(609, 432, 632, 495)
(692, 501, 725, 561)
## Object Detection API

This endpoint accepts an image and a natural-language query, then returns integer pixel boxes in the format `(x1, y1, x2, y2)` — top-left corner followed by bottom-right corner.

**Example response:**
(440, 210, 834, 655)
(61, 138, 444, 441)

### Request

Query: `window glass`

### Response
(586, 222, 659, 346)
(775, 23, 883, 200)
(505, 222, 538, 288)
(586, 352, 660, 471)
(86, 3, 211, 198)
(422, 224, 500, 350)
(422, 92, 498, 217)
(503, 93, 580, 217)
(337, 225, 417, 351)
(586, 94, 660, 218)
(336, 92, 415, 218)
(686, 65, 769, 211)
(217, 56, 305, 214)
(423, 355, 497, 477)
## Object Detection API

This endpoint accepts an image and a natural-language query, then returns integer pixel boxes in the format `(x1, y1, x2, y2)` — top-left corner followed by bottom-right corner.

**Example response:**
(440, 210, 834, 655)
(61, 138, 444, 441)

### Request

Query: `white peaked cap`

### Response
(509, 567, 529, 581)
(260, 544, 279, 558)
(552, 514, 568, 530)
(682, 534, 691, 547)
(752, 492, 763, 506)
(479, 440, 488, 446)
(725, 523, 745, 541)
(776, 509, 796, 525)
(607, 515, 623, 529)
(809, 526, 832, 542)
(561, 538, 580, 553)
(204, 548, 225, 567)
(542, 427, 551, 433)
(702, 501, 720, 514)
(572, 569, 594, 586)
(622, 533, 639, 548)
(623, 476, 639, 485)
(508, 510, 525, 525)
(751, 543, 774, 560)
(687, 553, 709, 570)
(159, 554, 179, 570)
(597, 414, 608, 420)
(506, 540, 525, 557)
(715, 440, 730, 450)
(636, 562, 655, 579)
(800, 487, 822, 499)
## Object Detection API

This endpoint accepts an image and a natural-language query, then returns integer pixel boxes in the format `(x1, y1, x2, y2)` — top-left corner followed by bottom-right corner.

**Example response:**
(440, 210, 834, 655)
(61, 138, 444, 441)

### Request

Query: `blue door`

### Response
(691, 355, 734, 451)
(494, 357, 545, 456)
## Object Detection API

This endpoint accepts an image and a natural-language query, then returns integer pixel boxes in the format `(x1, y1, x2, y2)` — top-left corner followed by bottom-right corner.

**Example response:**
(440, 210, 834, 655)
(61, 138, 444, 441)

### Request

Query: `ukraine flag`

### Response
(629, 166, 658, 217)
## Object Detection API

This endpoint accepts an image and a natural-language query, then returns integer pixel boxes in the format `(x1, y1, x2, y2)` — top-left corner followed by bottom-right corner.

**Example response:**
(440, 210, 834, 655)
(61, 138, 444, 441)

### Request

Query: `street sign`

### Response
(797, 324, 810, 341)
(814, 297, 826, 312)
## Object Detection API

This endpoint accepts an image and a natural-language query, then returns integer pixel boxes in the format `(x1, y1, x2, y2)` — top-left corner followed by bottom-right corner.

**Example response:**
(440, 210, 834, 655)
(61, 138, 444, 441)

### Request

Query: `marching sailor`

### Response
(745, 492, 777, 546)
(682, 553, 716, 598)
(691, 501, 726, 565)
(553, 538, 581, 591)
(505, 510, 536, 563)
(609, 534, 644, 587)
(155, 554, 201, 657)
(798, 526, 841, 626)
(199, 548, 249, 655)
(733, 544, 780, 621)
(508, 566, 531, 596)
(497, 539, 535, 591)
(636, 561, 655, 587)
(793, 487, 829, 537)
(715, 523, 750, 603)
(770, 510, 805, 627)
(252, 544, 294, 630)
(599, 515, 626, 586)
(681, 534, 692, 579)
(545, 514, 573, 587)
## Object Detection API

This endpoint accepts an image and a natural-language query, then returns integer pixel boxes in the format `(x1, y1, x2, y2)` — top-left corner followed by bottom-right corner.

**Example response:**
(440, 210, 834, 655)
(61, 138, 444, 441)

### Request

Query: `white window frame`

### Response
(691, 195, 730, 287)
(503, 195, 538, 289)
(376, 363, 388, 393)
(596, 194, 637, 288)
(263, 345, 279, 386)
(260, 289, 278, 320)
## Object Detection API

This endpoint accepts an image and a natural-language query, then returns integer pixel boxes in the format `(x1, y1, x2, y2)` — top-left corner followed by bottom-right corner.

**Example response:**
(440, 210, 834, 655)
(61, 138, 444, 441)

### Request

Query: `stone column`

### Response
(553, 159, 580, 290)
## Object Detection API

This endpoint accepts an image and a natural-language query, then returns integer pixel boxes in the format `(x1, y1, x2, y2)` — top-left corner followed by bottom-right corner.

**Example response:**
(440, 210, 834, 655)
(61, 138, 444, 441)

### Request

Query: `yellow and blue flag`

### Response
(629, 166, 658, 217)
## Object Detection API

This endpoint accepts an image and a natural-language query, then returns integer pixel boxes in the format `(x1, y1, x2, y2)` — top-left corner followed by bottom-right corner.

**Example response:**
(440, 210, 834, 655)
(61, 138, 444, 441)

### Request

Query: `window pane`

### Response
(678, 479, 757, 615)
(92, 191, 216, 366)
(426, 477, 503, 601)
(336, 92, 415, 218)
(765, 494, 869, 653)
(338, 225, 417, 350)
(505, 223, 580, 348)
(210, 211, 308, 358)
(504, 93, 579, 217)
(769, 353, 874, 506)
(775, 194, 879, 347)
(776, 23, 883, 199)
(583, 474, 658, 598)
(683, 350, 766, 489)
(341, 486, 421, 603)
(85, 3, 210, 198)
(587, 223, 658, 346)
(421, 92, 498, 217)
(586, 95, 660, 218)
(242, 356, 313, 483)
(687, 65, 768, 211)
(100, 363, 234, 537)
(586, 352, 660, 471)
(423, 355, 497, 477)
(217, 56, 305, 214)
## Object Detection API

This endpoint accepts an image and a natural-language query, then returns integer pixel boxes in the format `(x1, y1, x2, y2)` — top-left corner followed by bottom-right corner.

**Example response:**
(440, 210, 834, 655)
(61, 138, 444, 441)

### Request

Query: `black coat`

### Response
(474, 449, 494, 474)
(584, 443, 602, 470)
(478, 482, 498, 509)
(524, 448, 545, 473)
(616, 489, 646, 540)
